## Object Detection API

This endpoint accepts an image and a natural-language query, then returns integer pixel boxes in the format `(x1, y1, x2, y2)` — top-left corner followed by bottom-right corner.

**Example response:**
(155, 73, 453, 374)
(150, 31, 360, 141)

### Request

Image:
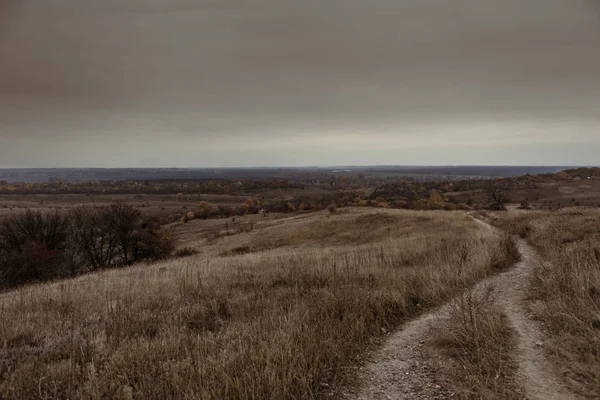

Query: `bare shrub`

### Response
(432, 286, 521, 399)
(195, 201, 215, 219)
(489, 233, 521, 271)
(518, 198, 532, 210)
(327, 201, 337, 214)
(173, 247, 198, 258)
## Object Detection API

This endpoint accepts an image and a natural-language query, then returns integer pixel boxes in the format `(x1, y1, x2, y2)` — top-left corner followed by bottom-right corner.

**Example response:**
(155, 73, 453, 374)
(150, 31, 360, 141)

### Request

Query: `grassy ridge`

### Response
(1, 209, 518, 399)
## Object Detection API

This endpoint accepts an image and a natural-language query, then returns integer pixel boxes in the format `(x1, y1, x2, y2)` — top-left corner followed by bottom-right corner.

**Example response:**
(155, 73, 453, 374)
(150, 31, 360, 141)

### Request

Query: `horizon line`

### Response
(0, 165, 591, 170)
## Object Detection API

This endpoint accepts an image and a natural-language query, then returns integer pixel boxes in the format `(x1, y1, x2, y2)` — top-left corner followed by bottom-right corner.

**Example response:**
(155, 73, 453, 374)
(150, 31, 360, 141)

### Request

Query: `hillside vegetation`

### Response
(0, 209, 518, 399)
(0, 204, 173, 289)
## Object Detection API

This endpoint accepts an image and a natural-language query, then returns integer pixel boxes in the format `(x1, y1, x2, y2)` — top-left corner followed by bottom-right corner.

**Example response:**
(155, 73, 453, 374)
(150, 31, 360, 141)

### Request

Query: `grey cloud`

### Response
(0, 0, 599, 166)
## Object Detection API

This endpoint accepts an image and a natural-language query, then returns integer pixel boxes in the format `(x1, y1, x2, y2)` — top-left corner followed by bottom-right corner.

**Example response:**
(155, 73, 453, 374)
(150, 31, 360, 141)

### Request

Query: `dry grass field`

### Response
(481, 209, 600, 397)
(0, 193, 202, 223)
(0, 191, 306, 224)
(0, 208, 519, 399)
(0, 188, 333, 223)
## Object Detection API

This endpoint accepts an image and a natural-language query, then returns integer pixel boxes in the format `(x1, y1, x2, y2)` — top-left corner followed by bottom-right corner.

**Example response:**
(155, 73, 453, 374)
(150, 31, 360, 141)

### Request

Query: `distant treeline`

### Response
(176, 168, 600, 219)
(178, 187, 471, 224)
(0, 179, 307, 195)
(0, 166, 573, 183)
(2, 168, 593, 198)
(0, 204, 174, 289)
(0, 171, 533, 197)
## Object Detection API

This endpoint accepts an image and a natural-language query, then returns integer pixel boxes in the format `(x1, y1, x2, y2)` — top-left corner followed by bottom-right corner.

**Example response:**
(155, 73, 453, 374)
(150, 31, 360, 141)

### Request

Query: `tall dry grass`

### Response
(431, 286, 521, 399)
(487, 208, 600, 397)
(1, 209, 518, 399)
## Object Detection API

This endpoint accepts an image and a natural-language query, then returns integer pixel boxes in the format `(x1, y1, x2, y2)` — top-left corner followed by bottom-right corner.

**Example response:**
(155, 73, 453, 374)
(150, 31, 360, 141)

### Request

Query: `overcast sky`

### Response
(1, 0, 599, 167)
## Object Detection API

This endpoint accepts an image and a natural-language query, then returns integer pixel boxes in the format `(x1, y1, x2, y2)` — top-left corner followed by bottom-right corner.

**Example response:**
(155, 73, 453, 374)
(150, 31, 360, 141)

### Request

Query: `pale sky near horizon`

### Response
(1, 0, 599, 167)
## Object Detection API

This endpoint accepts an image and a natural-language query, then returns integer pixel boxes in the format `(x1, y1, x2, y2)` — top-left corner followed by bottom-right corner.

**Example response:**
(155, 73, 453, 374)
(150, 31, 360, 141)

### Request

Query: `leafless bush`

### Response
(488, 233, 521, 271)
(433, 286, 521, 399)
(518, 198, 532, 210)
(173, 247, 198, 258)
(327, 201, 337, 214)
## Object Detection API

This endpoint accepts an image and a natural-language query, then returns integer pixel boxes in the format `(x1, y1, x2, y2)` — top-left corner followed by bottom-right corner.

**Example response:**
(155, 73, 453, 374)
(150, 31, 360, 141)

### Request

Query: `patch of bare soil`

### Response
(346, 218, 582, 400)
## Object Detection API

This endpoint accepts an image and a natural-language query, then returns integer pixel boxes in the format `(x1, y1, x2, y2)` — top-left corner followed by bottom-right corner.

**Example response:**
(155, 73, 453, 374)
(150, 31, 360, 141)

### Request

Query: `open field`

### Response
(0, 208, 519, 399)
(480, 209, 600, 397)
(0, 190, 328, 224)
(0, 193, 203, 223)
(0, 187, 336, 224)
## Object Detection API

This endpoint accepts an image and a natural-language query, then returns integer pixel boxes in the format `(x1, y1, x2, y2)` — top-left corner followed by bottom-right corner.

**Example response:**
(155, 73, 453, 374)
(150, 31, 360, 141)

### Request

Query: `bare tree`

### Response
(0, 203, 174, 288)
(105, 202, 142, 265)
(0, 210, 68, 285)
(487, 186, 506, 211)
(69, 206, 119, 270)
(0, 209, 67, 253)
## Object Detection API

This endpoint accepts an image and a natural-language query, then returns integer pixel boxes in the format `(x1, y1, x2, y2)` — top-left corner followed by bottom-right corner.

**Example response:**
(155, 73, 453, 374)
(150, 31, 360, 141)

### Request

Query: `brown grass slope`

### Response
(1, 209, 519, 399)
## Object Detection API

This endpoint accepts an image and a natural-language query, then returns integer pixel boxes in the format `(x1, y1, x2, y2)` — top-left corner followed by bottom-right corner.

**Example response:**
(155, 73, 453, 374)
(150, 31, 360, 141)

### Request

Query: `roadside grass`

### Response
(1, 209, 520, 399)
(485, 208, 600, 397)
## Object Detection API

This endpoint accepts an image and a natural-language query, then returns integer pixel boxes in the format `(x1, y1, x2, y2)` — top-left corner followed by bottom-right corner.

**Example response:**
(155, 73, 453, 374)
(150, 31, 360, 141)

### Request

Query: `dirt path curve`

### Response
(346, 217, 580, 400)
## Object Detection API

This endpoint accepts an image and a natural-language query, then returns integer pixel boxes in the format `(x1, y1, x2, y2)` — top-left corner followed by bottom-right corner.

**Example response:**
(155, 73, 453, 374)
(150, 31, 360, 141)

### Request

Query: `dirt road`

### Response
(347, 218, 580, 400)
